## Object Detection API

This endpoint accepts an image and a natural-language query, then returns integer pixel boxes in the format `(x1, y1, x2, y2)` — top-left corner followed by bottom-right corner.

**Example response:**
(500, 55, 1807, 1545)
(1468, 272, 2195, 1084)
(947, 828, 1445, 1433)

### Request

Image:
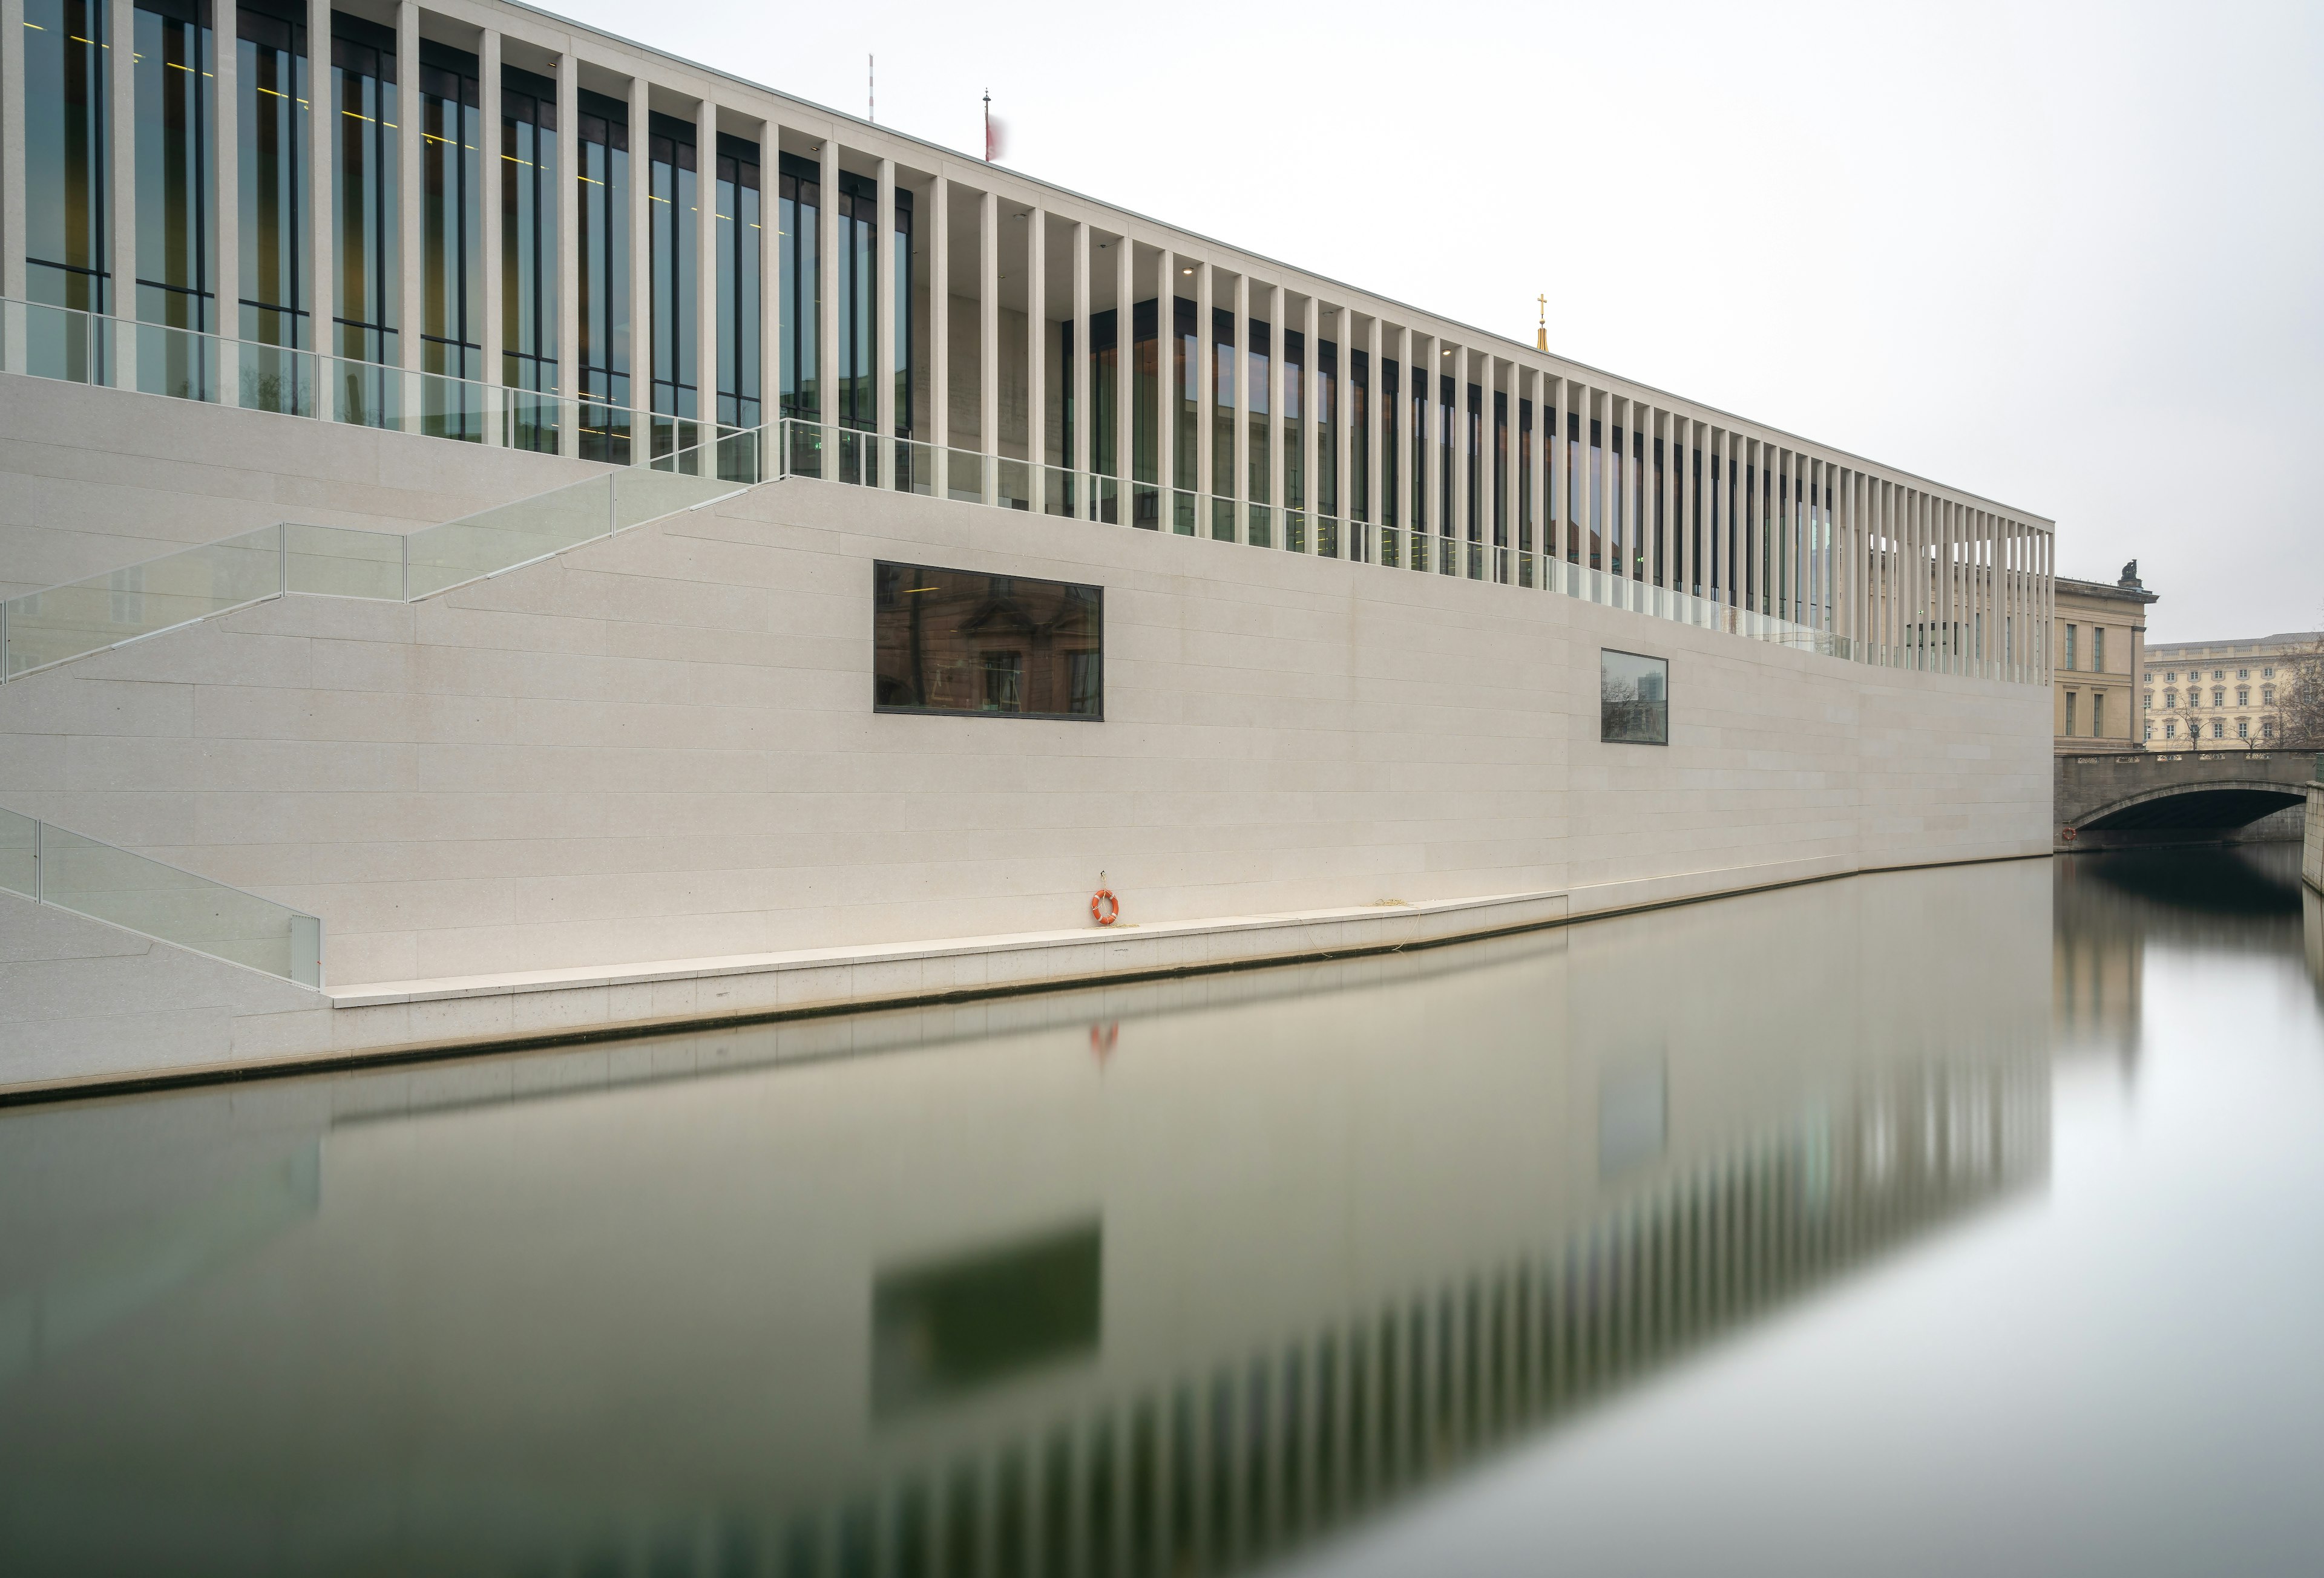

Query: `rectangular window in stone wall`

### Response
(873, 563, 1103, 720)
(1601, 649, 1669, 745)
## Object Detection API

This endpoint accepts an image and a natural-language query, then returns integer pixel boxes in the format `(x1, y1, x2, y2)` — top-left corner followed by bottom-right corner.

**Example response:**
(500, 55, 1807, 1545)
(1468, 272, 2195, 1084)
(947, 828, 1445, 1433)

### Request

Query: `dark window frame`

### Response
(1600, 647, 1670, 747)
(872, 561, 1106, 723)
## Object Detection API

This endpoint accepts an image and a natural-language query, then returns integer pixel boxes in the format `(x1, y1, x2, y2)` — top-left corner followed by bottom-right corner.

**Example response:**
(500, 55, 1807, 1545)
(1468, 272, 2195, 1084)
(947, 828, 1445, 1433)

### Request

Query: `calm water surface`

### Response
(3, 848, 2321, 1576)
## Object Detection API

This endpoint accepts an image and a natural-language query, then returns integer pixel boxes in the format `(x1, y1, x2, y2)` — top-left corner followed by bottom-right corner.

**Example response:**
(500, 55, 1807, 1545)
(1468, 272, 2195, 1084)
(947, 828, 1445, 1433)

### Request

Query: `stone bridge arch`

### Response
(2055, 751, 2316, 850)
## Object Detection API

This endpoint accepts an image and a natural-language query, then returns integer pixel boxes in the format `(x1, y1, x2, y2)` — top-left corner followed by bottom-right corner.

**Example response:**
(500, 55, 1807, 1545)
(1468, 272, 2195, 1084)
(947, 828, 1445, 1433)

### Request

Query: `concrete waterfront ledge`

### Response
(323, 889, 1572, 1011)
(0, 889, 1567, 1104)
(0, 850, 2062, 1105)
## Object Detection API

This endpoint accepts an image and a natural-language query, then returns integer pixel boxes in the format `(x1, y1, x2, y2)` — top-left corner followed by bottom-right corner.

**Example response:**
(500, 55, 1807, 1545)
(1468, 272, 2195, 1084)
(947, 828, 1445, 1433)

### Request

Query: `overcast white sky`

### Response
(556, 0, 2322, 643)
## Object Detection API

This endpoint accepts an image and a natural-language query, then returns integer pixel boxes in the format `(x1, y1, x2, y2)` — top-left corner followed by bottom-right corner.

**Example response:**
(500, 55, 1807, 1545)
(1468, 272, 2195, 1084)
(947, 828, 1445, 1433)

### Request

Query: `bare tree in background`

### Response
(2277, 630, 2324, 748)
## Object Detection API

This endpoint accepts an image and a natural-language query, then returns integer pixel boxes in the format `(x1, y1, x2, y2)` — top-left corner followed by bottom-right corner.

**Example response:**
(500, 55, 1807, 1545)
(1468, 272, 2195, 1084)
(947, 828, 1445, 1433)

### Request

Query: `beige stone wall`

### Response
(0, 468, 2053, 998)
(0, 376, 612, 600)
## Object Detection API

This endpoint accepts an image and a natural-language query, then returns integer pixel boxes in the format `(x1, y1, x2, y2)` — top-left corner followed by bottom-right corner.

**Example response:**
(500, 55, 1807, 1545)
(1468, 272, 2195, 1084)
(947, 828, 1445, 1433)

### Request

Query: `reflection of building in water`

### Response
(2053, 857, 2147, 1066)
(2053, 843, 2314, 1069)
(0, 866, 2051, 1576)
(782, 1056, 2043, 1578)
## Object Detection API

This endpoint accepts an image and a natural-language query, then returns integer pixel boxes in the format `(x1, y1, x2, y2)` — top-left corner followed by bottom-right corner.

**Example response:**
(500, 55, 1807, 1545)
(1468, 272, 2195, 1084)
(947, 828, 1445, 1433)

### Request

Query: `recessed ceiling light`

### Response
(1181, 266, 1193, 275)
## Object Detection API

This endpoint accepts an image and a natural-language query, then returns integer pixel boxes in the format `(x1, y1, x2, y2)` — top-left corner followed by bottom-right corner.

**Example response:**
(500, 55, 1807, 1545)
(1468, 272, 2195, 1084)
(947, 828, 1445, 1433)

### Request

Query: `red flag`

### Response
(983, 91, 1007, 162)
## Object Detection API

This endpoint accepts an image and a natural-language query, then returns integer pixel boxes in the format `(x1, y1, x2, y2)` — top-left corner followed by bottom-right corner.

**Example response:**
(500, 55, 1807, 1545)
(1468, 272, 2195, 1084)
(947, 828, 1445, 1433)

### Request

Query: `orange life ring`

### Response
(1091, 888, 1120, 926)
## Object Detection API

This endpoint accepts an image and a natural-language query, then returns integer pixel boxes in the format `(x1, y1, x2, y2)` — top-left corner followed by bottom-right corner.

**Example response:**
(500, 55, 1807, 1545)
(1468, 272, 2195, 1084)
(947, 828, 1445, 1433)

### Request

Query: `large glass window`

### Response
(646, 111, 698, 423)
(500, 64, 557, 445)
(873, 563, 1103, 721)
(1601, 650, 1669, 746)
(329, 13, 399, 422)
(1378, 359, 1399, 529)
(833, 169, 876, 431)
(417, 39, 481, 433)
(1063, 301, 1122, 518)
(1282, 326, 1304, 522)
(1210, 305, 1235, 539)
(776, 151, 819, 421)
(1246, 318, 1270, 545)
(23, 0, 109, 378)
(575, 88, 630, 456)
(235, 0, 307, 409)
(714, 133, 761, 433)
(1172, 293, 1196, 500)
(133, 0, 215, 400)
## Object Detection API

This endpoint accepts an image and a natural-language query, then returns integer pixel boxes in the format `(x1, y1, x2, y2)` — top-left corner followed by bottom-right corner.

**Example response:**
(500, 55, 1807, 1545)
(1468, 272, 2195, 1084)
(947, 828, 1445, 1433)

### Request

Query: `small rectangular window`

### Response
(2093, 695, 2106, 737)
(2064, 693, 2077, 735)
(2093, 626, 2107, 671)
(873, 563, 1103, 719)
(2064, 624, 2078, 670)
(1600, 649, 1669, 745)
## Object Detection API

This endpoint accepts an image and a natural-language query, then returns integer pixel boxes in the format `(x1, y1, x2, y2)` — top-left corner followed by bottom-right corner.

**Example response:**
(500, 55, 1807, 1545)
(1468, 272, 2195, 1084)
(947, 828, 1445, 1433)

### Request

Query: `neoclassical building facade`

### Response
(2144, 632, 2320, 749)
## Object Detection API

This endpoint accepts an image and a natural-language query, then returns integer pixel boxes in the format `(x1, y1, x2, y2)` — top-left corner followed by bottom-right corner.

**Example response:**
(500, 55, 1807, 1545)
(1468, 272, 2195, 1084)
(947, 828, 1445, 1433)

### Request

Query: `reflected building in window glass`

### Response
(873, 563, 1103, 719)
(1601, 649, 1669, 745)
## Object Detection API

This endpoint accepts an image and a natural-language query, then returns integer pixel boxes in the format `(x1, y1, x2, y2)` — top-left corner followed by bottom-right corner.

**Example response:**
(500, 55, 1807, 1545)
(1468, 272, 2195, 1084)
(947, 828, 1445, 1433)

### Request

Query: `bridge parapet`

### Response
(2056, 750, 2313, 850)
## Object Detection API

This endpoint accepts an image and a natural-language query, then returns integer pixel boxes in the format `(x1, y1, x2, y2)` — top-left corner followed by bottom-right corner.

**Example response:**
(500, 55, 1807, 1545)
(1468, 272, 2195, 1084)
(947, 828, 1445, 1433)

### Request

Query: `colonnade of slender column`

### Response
(0, 0, 2050, 680)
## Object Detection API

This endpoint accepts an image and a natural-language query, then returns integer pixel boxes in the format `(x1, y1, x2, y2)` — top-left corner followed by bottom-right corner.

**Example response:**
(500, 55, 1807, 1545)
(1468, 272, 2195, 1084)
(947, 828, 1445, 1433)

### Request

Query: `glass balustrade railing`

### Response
(1, 425, 766, 681)
(0, 296, 682, 462)
(0, 805, 323, 987)
(769, 418, 2041, 684)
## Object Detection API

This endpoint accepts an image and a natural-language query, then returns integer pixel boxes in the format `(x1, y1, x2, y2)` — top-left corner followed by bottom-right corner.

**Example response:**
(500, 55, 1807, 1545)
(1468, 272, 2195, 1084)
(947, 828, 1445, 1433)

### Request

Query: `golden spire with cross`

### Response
(1537, 294, 1548, 351)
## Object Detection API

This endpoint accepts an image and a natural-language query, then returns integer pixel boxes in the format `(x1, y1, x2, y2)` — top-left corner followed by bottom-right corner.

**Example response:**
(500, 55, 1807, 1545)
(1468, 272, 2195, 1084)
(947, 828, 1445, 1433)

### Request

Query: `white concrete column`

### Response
(1886, 481, 1899, 659)
(758, 118, 780, 451)
(1025, 203, 1045, 508)
(1417, 333, 1437, 559)
(1607, 394, 1626, 581)
(1319, 296, 1340, 552)
(1, 0, 26, 324)
(1385, 327, 1403, 562)
(477, 28, 502, 444)
(1452, 345, 1472, 572)
(929, 174, 947, 456)
(395, 1, 419, 406)
(1195, 262, 1213, 528)
(978, 186, 997, 503)
(703, 101, 726, 445)
(107, 0, 134, 381)
(1114, 233, 1131, 519)
(1942, 497, 1957, 667)
(1071, 217, 1089, 512)
(309, 0, 332, 399)
(1793, 451, 1807, 621)
(1915, 489, 1930, 665)
(872, 151, 893, 462)
(1155, 244, 1173, 514)
(1231, 271, 1249, 542)
(1364, 315, 1382, 549)
(816, 133, 839, 459)
(1503, 359, 1520, 581)
(1832, 463, 1846, 635)
(213, 5, 239, 361)
(1273, 283, 1292, 548)
(1641, 403, 1657, 591)
(629, 73, 652, 443)
(555, 50, 579, 456)
(1684, 417, 1701, 598)
(1302, 291, 1320, 551)
(1534, 379, 1552, 585)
